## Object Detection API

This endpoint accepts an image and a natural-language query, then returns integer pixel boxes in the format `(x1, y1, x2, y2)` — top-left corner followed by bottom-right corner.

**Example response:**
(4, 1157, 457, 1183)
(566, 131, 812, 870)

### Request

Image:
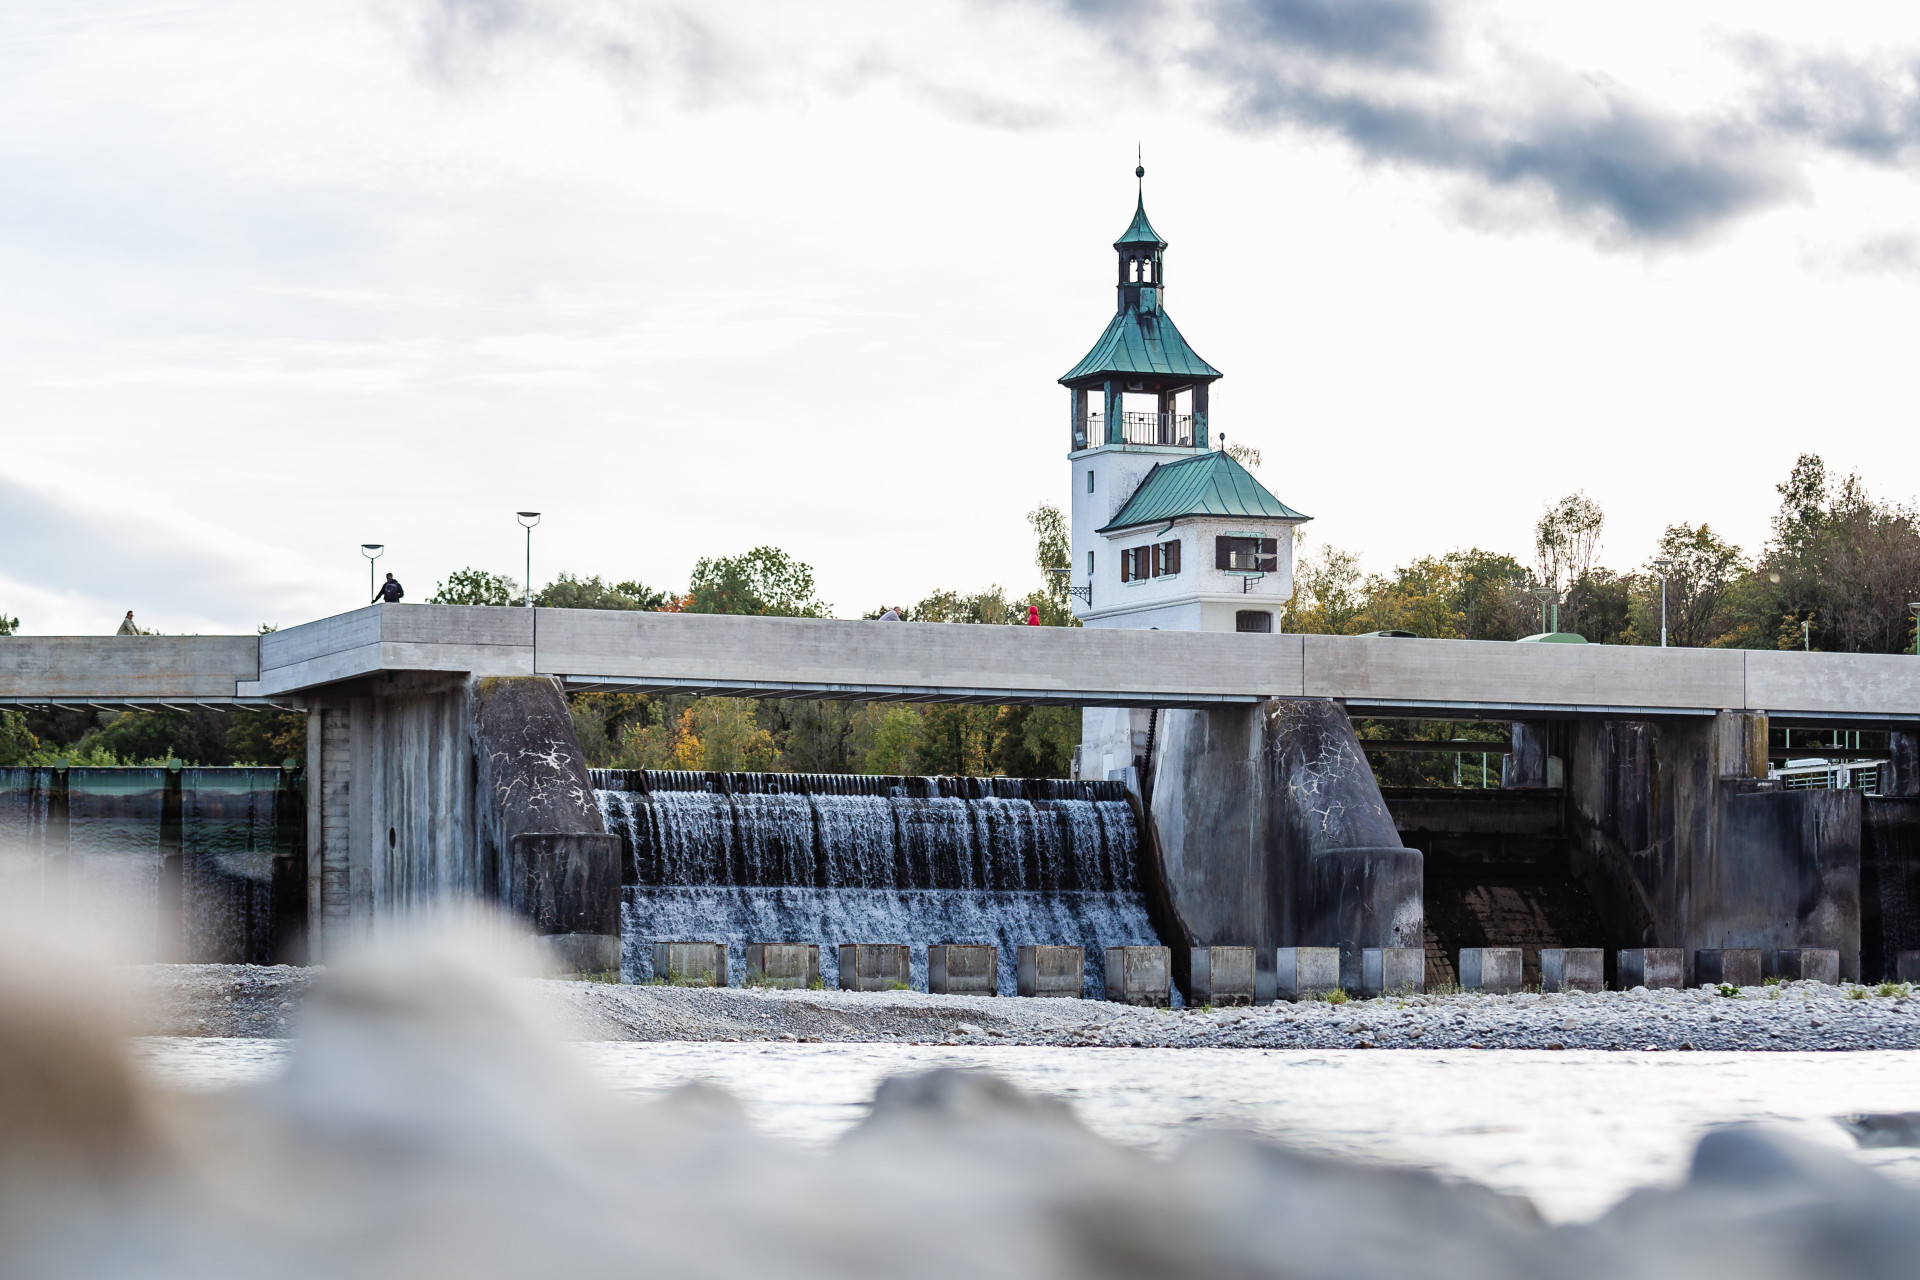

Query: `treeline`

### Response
(1290, 454, 1920, 653)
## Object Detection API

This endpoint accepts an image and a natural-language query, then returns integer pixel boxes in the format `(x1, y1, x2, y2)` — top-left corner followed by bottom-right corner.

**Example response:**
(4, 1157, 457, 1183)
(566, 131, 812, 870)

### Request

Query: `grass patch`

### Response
(569, 969, 620, 984)
(1847, 985, 1870, 1000)
(1321, 988, 1349, 1005)
(1878, 982, 1911, 998)
(808, 975, 827, 990)
(1763, 975, 1783, 987)
(1716, 983, 1741, 998)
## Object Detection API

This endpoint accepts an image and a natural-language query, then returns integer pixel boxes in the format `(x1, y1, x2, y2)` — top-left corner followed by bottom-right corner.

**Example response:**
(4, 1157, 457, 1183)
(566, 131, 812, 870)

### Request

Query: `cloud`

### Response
(1750, 46, 1920, 164)
(0, 474, 333, 636)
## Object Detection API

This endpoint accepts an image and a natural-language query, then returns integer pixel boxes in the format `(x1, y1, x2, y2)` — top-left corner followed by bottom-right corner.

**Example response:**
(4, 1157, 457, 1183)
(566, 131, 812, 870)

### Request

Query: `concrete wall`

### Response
(1861, 797, 1920, 982)
(1567, 712, 1862, 983)
(1146, 699, 1421, 996)
(0, 635, 258, 699)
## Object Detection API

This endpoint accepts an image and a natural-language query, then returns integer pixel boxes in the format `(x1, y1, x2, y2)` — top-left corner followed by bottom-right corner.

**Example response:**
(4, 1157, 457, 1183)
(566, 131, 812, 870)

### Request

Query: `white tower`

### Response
(1061, 165, 1310, 778)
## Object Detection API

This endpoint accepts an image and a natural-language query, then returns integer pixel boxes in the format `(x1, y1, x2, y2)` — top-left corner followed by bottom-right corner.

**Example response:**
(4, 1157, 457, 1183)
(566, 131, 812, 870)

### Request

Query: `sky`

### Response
(3, 0, 1920, 634)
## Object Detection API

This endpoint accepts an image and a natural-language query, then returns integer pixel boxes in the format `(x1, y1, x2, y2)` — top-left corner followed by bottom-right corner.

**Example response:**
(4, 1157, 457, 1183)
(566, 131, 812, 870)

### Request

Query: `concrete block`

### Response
(1104, 946, 1172, 1006)
(1274, 947, 1342, 1001)
(838, 943, 911, 991)
(1618, 948, 1684, 990)
(1361, 947, 1425, 996)
(652, 941, 728, 987)
(745, 942, 819, 989)
(1900, 951, 1920, 984)
(1769, 948, 1840, 984)
(1539, 948, 1604, 993)
(1016, 945, 1084, 998)
(1696, 948, 1763, 987)
(1189, 946, 1257, 1006)
(1459, 947, 1522, 994)
(928, 944, 997, 996)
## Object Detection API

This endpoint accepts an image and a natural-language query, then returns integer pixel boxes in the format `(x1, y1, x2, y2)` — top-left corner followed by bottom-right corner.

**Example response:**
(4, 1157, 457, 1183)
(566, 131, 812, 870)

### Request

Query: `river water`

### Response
(132, 1039, 1920, 1222)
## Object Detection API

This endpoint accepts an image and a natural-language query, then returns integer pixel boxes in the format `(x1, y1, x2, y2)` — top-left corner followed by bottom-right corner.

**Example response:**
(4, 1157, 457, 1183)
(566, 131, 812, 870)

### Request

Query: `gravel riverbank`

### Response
(132, 965, 1920, 1050)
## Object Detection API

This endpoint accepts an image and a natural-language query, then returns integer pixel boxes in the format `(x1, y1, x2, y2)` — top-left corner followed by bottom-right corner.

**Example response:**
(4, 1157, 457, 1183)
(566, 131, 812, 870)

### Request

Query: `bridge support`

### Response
(1146, 698, 1422, 999)
(1568, 709, 1861, 984)
(302, 674, 616, 967)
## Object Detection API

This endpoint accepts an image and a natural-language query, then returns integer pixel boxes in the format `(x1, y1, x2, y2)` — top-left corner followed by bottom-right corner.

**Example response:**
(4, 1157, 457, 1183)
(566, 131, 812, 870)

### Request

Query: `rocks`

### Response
(132, 964, 1920, 1052)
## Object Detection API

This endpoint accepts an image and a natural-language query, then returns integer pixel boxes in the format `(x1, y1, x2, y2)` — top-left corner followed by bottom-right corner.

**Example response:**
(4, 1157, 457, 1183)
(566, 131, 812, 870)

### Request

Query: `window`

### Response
(1153, 539, 1181, 577)
(1236, 611, 1274, 633)
(1121, 546, 1151, 583)
(1087, 470, 1095, 494)
(1216, 536, 1279, 574)
(1087, 550, 1094, 577)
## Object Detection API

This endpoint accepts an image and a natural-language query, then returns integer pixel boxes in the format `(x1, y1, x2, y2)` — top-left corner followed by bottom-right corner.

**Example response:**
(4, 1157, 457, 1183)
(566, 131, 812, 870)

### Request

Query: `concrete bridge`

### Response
(4, 602, 1918, 724)
(7, 603, 1917, 988)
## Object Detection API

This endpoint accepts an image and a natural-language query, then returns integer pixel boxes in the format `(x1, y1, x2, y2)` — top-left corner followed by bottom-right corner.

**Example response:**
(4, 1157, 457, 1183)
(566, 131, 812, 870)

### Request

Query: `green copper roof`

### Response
(1114, 194, 1165, 248)
(1059, 308, 1222, 385)
(1098, 451, 1310, 532)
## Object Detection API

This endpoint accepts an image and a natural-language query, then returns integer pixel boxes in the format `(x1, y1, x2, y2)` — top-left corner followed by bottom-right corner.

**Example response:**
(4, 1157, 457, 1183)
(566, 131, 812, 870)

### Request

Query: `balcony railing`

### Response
(1080, 411, 1194, 448)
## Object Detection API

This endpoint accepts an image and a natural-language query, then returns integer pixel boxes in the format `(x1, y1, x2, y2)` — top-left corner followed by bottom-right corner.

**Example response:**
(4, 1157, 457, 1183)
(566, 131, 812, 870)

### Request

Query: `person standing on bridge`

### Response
(374, 573, 404, 604)
(116, 610, 140, 635)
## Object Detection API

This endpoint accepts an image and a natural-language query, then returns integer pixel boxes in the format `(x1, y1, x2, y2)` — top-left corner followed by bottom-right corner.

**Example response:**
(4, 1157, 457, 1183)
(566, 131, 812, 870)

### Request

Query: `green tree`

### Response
(226, 710, 307, 767)
(864, 707, 924, 775)
(0, 611, 17, 636)
(686, 547, 827, 617)
(989, 705, 1079, 778)
(1562, 569, 1635, 645)
(915, 705, 997, 775)
(1764, 454, 1920, 653)
(429, 568, 518, 606)
(537, 573, 668, 611)
(1642, 523, 1746, 648)
(1284, 545, 1366, 634)
(1446, 549, 1532, 640)
(1534, 492, 1605, 593)
(0, 711, 37, 765)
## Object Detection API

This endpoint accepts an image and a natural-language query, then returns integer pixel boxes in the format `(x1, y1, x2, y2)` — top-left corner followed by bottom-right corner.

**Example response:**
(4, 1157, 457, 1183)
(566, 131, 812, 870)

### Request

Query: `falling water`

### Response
(591, 771, 1163, 995)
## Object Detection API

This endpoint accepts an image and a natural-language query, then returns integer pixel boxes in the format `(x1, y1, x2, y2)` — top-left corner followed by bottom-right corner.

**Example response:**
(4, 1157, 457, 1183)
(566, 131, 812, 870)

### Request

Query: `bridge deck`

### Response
(2, 603, 1916, 722)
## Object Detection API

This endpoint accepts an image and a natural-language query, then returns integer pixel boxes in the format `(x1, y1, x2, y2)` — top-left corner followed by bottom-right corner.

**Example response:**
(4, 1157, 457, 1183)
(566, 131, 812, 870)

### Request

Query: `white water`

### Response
(132, 1039, 1920, 1223)
(597, 782, 1159, 993)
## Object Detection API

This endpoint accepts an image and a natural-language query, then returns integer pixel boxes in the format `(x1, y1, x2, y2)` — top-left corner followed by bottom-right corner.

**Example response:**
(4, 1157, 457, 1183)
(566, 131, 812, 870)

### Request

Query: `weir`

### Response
(593, 770, 1157, 994)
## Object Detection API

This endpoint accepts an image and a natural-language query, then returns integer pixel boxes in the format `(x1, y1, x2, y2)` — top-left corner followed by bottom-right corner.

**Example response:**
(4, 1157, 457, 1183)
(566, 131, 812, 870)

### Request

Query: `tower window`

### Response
(1236, 611, 1274, 634)
(1121, 546, 1152, 583)
(1153, 539, 1181, 577)
(1215, 536, 1279, 573)
(1087, 550, 1094, 577)
(1087, 470, 1095, 494)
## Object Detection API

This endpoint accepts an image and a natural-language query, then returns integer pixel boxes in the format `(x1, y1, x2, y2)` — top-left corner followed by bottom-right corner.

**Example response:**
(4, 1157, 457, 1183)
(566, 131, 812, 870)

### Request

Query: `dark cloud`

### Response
(1214, 0, 1443, 71)
(1751, 49, 1920, 164)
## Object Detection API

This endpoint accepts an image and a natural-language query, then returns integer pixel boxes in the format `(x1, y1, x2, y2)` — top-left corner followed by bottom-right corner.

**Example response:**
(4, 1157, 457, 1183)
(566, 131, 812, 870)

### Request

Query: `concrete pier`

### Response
(1189, 946, 1257, 1006)
(839, 943, 911, 991)
(1618, 948, 1684, 990)
(1769, 948, 1840, 984)
(1275, 947, 1342, 1001)
(652, 941, 727, 987)
(746, 943, 820, 988)
(1900, 951, 1920, 983)
(1459, 947, 1522, 994)
(1539, 948, 1604, 993)
(1104, 946, 1172, 1006)
(1149, 699, 1421, 999)
(1361, 947, 1425, 996)
(927, 944, 997, 996)
(1017, 945, 1084, 998)
(1697, 948, 1763, 987)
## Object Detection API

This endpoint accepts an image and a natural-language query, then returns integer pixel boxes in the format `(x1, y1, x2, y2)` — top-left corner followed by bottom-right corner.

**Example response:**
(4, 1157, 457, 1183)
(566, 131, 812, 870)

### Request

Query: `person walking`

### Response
(116, 610, 140, 635)
(374, 573, 404, 604)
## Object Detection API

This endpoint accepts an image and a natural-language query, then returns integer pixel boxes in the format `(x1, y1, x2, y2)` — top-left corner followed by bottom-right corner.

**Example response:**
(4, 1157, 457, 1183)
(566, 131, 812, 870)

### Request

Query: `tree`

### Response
(1445, 550, 1533, 640)
(1561, 569, 1635, 645)
(1224, 441, 1263, 471)
(1763, 455, 1920, 654)
(0, 711, 36, 765)
(864, 707, 924, 774)
(1534, 492, 1605, 594)
(226, 710, 307, 767)
(0, 611, 16, 636)
(429, 568, 518, 606)
(686, 547, 827, 617)
(1028, 503, 1072, 615)
(990, 705, 1079, 778)
(1284, 545, 1366, 634)
(537, 573, 668, 611)
(915, 705, 997, 776)
(1644, 523, 1746, 648)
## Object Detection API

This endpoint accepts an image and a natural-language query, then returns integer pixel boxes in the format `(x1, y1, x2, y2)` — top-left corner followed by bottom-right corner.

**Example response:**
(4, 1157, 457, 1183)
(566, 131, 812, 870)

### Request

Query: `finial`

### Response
(1136, 143, 1144, 182)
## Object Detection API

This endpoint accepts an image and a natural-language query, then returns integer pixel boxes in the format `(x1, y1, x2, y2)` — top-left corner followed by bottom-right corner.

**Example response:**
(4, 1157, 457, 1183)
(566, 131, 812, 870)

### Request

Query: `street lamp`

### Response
(1531, 586, 1559, 635)
(1652, 557, 1673, 647)
(361, 543, 384, 603)
(516, 513, 541, 608)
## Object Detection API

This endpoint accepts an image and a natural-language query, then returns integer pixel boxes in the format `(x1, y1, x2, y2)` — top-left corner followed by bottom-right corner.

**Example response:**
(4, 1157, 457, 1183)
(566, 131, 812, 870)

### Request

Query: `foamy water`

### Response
(131, 1039, 1920, 1222)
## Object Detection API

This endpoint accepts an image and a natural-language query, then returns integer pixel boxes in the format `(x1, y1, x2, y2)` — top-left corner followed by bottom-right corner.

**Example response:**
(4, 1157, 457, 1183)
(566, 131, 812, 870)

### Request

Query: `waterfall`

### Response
(592, 771, 1162, 996)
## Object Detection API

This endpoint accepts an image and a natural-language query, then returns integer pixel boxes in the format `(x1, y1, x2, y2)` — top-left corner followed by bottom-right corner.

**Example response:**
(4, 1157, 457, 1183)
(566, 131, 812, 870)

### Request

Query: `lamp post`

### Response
(1652, 557, 1673, 647)
(1531, 586, 1559, 635)
(361, 543, 384, 603)
(516, 513, 541, 608)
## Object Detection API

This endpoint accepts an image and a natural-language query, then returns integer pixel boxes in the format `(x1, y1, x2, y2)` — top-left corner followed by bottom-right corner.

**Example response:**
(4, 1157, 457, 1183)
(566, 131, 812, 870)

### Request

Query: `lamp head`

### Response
(1652, 557, 1673, 572)
(361, 543, 384, 559)
(516, 511, 542, 528)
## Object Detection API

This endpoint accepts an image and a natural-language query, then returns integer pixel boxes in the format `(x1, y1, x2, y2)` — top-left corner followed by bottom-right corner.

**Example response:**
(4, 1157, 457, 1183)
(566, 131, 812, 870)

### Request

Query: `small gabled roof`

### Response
(1098, 450, 1310, 533)
(1059, 309, 1222, 385)
(1114, 194, 1165, 248)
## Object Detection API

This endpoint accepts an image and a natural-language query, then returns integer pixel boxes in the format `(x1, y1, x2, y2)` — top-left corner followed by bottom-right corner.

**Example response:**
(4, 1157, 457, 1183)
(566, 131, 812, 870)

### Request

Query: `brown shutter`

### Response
(1167, 540, 1181, 575)
(1215, 536, 1231, 570)
(1120, 551, 1130, 583)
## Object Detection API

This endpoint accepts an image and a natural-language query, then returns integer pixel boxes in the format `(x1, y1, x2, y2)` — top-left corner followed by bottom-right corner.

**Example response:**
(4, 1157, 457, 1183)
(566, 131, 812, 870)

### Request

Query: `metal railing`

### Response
(1771, 759, 1884, 794)
(1082, 411, 1194, 447)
